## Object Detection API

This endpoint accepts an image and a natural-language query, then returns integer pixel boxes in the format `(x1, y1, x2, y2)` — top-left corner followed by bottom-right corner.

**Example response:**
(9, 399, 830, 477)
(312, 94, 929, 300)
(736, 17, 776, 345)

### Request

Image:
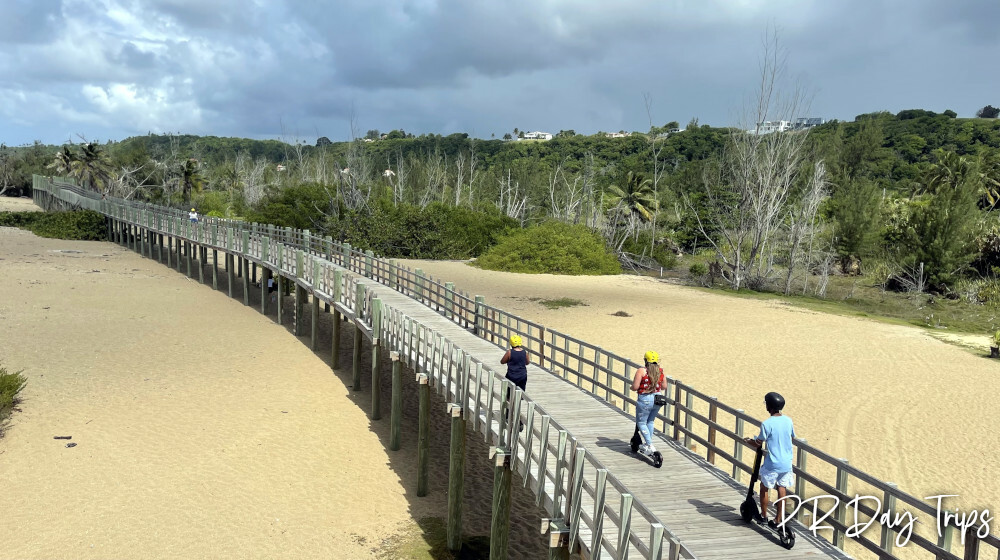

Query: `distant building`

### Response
(752, 118, 825, 134)
(754, 120, 792, 134)
(520, 131, 553, 141)
(276, 164, 286, 172)
(793, 117, 825, 130)
(605, 132, 632, 138)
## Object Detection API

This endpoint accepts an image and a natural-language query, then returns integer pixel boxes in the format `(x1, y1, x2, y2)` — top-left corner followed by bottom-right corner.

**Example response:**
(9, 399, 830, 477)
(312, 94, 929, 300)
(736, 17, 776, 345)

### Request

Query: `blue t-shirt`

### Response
(757, 415, 796, 472)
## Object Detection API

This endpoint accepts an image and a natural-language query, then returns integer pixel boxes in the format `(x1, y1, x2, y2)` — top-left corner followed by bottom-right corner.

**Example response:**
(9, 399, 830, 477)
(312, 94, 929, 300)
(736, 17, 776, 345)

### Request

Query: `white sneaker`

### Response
(638, 444, 650, 454)
(647, 444, 657, 454)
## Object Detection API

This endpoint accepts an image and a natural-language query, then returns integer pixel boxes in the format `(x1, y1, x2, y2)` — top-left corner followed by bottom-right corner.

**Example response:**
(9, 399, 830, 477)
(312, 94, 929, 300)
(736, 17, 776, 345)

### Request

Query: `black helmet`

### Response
(764, 392, 785, 412)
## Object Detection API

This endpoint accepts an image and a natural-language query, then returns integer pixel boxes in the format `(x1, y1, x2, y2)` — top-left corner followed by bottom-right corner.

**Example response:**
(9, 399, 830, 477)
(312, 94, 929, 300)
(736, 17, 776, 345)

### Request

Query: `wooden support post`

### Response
(794, 438, 807, 522)
(212, 249, 218, 290)
(242, 258, 251, 306)
(310, 289, 320, 349)
(390, 352, 402, 451)
(352, 323, 363, 391)
(415, 268, 425, 302)
(834, 459, 849, 549)
(275, 276, 283, 325)
(175, 233, 182, 271)
(447, 403, 466, 552)
(227, 254, 235, 298)
(185, 242, 193, 277)
(544, 520, 570, 560)
(672, 383, 682, 441)
(964, 534, 980, 560)
(294, 284, 305, 336)
(707, 397, 718, 464)
(198, 244, 205, 284)
(490, 447, 513, 560)
(881, 482, 898, 552)
(167, 236, 172, 268)
(617, 493, 634, 560)
(684, 391, 693, 450)
(417, 373, 430, 497)
(388, 259, 397, 290)
(734, 410, 745, 483)
(474, 295, 485, 337)
(444, 281, 455, 320)
(331, 270, 343, 366)
(371, 298, 383, 420)
(261, 268, 271, 314)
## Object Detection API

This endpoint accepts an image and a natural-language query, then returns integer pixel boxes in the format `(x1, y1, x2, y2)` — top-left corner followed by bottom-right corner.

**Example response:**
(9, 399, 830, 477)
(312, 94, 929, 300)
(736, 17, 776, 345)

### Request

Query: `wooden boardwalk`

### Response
(31, 178, 871, 559)
(353, 271, 853, 560)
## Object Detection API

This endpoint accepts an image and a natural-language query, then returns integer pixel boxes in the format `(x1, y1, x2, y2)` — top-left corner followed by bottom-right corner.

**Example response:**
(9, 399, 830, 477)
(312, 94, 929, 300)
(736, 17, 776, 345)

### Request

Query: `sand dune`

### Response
(0, 214, 546, 559)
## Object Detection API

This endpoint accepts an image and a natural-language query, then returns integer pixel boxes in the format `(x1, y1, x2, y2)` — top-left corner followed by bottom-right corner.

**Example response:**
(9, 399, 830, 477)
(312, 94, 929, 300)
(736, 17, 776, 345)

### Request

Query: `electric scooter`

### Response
(629, 424, 663, 468)
(739, 445, 796, 549)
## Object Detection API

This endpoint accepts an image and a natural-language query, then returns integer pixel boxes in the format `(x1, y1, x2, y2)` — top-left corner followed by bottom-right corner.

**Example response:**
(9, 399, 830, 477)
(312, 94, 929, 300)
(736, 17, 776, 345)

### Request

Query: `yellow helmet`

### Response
(191, 208, 196, 211)
(644, 350, 659, 364)
(510, 335, 523, 348)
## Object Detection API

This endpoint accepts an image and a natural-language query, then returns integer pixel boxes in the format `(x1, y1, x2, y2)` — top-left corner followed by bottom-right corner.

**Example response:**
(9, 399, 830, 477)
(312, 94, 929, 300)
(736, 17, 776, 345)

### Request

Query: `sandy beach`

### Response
(401, 259, 1000, 548)
(0, 197, 546, 559)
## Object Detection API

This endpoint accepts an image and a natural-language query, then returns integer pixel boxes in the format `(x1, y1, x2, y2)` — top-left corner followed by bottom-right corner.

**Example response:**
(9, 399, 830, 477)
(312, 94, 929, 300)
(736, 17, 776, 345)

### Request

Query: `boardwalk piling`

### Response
(242, 258, 251, 306)
(261, 267, 271, 315)
(544, 520, 570, 560)
(417, 373, 430, 497)
(226, 254, 235, 298)
(293, 284, 305, 336)
(311, 290, 319, 350)
(390, 352, 402, 451)
(331, 270, 343, 367)
(276, 276, 283, 325)
(447, 403, 466, 552)
(490, 447, 513, 560)
(212, 249, 218, 289)
(371, 298, 383, 420)
(352, 323, 362, 391)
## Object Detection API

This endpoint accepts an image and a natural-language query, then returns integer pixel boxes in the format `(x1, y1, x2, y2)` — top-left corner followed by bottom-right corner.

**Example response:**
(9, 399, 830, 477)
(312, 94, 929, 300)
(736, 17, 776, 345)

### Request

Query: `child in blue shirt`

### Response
(744, 392, 796, 528)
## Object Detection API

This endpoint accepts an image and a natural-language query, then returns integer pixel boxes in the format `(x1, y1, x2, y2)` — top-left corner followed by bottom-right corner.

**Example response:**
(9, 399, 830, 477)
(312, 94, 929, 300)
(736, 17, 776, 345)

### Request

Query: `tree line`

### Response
(3, 99, 1000, 297)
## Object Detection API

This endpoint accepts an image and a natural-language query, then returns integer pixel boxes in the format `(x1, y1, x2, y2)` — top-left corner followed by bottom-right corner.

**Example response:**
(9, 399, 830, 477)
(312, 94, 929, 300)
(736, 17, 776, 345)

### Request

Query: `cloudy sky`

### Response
(0, 0, 996, 146)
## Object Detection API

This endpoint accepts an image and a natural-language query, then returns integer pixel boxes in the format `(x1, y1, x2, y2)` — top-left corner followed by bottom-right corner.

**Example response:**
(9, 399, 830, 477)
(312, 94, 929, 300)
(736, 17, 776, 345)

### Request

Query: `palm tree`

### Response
(607, 170, 656, 222)
(178, 158, 203, 205)
(47, 142, 112, 193)
(75, 142, 112, 193)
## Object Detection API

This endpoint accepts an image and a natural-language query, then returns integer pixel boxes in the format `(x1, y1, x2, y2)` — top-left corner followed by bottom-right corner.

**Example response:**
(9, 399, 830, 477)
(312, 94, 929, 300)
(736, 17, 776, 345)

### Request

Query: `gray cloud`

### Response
(0, 0, 997, 146)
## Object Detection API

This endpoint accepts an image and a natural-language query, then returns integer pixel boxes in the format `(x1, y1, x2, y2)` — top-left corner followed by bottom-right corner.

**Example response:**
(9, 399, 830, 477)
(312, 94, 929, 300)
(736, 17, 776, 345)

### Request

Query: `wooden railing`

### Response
(32, 176, 999, 560)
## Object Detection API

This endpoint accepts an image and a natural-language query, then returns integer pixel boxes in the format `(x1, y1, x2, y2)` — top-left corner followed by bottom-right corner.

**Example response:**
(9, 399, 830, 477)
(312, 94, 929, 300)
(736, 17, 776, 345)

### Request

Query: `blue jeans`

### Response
(635, 393, 661, 446)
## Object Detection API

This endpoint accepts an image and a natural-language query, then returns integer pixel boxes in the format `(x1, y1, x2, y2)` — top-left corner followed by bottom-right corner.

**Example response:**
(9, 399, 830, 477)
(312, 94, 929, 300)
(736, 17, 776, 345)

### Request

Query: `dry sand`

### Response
(0, 202, 546, 559)
(402, 259, 1000, 549)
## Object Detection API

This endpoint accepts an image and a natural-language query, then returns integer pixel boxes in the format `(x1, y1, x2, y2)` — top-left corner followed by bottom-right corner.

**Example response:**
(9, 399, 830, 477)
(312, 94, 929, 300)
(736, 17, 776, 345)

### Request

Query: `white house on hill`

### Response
(520, 131, 552, 141)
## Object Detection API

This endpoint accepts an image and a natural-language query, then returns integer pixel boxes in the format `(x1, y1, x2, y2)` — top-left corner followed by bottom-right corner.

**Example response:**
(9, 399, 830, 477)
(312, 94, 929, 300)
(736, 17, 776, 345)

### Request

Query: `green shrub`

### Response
(474, 221, 621, 275)
(0, 210, 107, 240)
(620, 231, 679, 268)
(330, 200, 516, 259)
(0, 367, 27, 430)
(689, 262, 708, 277)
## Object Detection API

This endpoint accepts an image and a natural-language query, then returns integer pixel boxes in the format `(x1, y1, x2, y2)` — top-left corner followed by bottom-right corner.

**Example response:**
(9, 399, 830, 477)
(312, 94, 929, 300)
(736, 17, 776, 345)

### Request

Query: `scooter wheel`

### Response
(739, 501, 753, 523)
(652, 451, 663, 468)
(780, 529, 796, 549)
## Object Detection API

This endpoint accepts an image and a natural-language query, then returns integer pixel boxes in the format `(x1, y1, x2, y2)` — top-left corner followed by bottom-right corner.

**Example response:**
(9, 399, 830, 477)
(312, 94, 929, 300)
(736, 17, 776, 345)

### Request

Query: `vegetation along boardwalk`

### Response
(32, 175, 1000, 560)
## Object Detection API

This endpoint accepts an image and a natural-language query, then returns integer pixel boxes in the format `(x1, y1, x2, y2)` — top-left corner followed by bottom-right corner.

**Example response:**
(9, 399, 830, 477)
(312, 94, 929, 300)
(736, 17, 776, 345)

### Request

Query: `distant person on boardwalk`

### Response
(744, 392, 796, 529)
(501, 335, 530, 429)
(630, 351, 665, 455)
(501, 334, 530, 391)
(189, 208, 198, 224)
